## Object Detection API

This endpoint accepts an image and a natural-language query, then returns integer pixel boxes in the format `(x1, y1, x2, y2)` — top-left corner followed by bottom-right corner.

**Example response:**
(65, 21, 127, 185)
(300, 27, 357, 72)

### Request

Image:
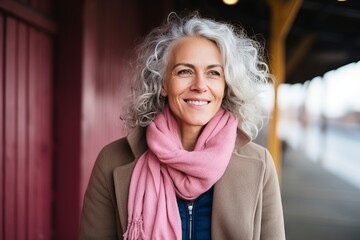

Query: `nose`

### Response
(190, 73, 207, 93)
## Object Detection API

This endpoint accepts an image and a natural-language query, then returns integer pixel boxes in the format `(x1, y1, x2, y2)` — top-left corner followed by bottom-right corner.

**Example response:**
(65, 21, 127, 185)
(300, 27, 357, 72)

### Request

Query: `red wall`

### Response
(1, 0, 173, 239)
(0, 1, 56, 239)
(80, 0, 174, 193)
(55, 0, 174, 239)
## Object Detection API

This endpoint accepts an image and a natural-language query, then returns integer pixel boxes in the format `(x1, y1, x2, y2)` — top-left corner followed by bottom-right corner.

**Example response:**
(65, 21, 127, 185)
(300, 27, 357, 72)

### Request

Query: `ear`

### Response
(160, 85, 167, 97)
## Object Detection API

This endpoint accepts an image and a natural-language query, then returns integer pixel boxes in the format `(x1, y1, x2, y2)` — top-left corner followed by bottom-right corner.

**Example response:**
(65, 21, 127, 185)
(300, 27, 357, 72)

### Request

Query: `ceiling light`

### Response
(223, 0, 239, 5)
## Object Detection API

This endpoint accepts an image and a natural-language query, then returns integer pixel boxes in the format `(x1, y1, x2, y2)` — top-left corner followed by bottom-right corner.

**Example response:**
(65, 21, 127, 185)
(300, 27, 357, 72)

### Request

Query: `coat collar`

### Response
(126, 126, 147, 158)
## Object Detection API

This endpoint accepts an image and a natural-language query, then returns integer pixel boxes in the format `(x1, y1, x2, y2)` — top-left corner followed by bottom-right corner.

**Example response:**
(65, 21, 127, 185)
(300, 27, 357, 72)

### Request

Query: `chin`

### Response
(188, 119, 212, 127)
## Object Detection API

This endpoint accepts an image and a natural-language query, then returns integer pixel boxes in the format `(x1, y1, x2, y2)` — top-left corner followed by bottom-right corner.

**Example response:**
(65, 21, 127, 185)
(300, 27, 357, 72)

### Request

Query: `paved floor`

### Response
(281, 146, 360, 240)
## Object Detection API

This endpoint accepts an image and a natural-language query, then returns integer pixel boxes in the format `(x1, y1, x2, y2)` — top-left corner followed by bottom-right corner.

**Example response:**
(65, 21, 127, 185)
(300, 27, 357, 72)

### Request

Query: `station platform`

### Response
(281, 146, 360, 240)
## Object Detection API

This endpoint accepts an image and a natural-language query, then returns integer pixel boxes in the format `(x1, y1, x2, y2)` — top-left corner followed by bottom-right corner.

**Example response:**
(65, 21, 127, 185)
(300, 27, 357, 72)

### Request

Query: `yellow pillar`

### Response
(267, 0, 302, 176)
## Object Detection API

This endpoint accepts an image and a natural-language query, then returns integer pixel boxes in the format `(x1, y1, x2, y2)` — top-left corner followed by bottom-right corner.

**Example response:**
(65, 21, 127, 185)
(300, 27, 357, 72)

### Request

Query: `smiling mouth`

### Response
(185, 100, 210, 106)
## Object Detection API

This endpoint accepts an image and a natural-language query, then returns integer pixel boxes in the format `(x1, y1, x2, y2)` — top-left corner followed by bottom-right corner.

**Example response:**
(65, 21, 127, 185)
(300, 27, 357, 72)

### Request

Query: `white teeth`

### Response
(187, 100, 208, 106)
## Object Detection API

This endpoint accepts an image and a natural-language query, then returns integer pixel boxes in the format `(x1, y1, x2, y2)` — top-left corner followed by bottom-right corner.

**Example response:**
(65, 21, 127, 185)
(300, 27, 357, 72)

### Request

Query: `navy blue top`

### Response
(177, 187, 213, 240)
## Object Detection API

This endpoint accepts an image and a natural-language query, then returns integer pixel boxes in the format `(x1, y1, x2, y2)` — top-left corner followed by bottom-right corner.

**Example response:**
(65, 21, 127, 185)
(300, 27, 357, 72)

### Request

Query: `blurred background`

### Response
(0, 0, 359, 239)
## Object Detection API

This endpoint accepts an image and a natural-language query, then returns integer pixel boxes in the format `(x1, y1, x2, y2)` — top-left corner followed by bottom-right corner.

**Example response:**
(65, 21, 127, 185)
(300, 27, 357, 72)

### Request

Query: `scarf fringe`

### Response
(123, 217, 145, 240)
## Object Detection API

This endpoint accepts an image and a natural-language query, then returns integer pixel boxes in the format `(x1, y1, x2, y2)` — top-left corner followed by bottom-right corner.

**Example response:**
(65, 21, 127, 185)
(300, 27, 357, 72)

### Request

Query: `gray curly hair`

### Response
(122, 12, 272, 139)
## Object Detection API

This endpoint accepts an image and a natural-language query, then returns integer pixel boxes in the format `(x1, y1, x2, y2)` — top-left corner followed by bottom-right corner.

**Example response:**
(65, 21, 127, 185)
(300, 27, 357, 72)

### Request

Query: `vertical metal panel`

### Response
(16, 22, 29, 240)
(28, 24, 39, 240)
(28, 27, 53, 240)
(80, 0, 140, 196)
(1, 1, 55, 239)
(38, 30, 53, 240)
(4, 16, 17, 240)
(54, 2, 83, 239)
(0, 14, 4, 240)
(80, 0, 172, 202)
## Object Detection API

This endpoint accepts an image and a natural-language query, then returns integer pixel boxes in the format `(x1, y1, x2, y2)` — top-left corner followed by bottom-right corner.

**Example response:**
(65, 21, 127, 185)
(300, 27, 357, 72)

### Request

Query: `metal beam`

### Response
(267, 0, 302, 177)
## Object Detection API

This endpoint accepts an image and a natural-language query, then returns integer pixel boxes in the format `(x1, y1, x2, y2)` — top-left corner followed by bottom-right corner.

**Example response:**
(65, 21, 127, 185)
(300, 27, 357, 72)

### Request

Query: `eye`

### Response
(177, 69, 193, 75)
(207, 70, 221, 77)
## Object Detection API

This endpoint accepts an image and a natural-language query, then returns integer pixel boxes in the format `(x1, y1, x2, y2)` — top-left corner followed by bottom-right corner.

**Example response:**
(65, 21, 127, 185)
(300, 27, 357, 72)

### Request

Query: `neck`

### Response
(180, 125, 204, 151)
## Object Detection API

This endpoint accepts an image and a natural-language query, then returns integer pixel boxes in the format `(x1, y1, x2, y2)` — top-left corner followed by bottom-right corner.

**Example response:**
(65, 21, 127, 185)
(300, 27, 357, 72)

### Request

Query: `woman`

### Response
(79, 12, 285, 240)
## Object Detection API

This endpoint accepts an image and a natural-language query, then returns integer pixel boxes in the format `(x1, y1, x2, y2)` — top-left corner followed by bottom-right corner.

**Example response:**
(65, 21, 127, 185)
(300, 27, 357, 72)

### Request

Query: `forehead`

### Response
(167, 36, 222, 65)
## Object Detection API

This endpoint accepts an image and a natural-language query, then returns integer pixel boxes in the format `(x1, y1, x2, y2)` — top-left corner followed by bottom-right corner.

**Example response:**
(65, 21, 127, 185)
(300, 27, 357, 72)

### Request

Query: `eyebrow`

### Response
(173, 63, 224, 70)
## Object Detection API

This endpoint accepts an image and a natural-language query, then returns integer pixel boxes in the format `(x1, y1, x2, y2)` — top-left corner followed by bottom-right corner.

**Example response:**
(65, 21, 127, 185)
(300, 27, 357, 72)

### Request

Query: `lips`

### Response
(185, 99, 210, 106)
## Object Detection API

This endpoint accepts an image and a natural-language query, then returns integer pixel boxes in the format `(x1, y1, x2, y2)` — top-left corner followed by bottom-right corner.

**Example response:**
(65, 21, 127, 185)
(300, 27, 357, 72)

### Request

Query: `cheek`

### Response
(165, 79, 186, 97)
(215, 82, 226, 99)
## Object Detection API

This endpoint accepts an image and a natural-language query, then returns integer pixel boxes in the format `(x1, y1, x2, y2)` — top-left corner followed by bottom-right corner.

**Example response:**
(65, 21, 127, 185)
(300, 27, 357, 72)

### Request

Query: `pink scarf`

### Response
(123, 107, 238, 240)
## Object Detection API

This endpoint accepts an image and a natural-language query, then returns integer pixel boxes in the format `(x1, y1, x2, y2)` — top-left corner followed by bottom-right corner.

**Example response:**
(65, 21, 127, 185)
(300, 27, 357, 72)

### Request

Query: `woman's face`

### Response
(162, 36, 226, 135)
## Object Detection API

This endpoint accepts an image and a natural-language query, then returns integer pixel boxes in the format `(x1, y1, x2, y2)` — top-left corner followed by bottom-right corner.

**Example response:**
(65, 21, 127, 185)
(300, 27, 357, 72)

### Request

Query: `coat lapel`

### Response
(211, 131, 265, 240)
(113, 161, 136, 233)
(113, 127, 146, 233)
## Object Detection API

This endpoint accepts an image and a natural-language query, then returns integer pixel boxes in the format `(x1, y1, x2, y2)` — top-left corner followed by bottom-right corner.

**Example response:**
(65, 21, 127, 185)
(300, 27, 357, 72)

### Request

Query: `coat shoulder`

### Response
(94, 137, 135, 173)
(234, 140, 268, 162)
(100, 137, 132, 158)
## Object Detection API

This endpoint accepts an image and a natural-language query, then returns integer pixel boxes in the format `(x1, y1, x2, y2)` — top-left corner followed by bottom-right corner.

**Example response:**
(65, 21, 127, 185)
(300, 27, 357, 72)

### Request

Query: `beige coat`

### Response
(79, 127, 286, 240)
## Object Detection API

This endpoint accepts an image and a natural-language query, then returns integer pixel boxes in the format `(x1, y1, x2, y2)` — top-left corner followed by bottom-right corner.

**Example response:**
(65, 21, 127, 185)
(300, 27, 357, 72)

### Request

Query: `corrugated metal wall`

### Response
(0, 1, 55, 239)
(79, 0, 174, 195)
(54, 1, 174, 238)
(1, 0, 174, 239)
